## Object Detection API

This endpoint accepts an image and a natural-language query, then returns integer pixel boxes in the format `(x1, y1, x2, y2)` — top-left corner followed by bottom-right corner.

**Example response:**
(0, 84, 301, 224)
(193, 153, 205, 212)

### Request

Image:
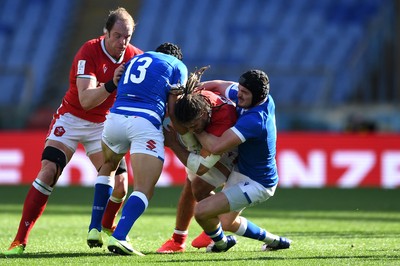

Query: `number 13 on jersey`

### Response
(123, 57, 153, 84)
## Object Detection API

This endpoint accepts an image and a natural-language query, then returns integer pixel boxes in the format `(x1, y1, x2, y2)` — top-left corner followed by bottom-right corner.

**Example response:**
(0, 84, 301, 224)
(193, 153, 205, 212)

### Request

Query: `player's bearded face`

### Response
(237, 85, 252, 108)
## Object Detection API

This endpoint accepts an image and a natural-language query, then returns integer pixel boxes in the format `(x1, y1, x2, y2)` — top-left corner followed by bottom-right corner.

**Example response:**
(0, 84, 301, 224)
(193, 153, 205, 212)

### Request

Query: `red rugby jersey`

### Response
(56, 36, 142, 123)
(201, 90, 237, 137)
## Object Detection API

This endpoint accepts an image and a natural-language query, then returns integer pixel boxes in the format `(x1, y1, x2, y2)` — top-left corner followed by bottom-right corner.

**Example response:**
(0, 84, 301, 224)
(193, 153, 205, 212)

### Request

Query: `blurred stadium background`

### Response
(0, 0, 398, 131)
(0, 0, 399, 188)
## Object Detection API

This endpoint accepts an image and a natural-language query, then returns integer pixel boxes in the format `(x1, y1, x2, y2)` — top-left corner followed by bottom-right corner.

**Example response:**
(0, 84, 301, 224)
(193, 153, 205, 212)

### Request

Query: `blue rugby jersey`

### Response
(110, 51, 188, 129)
(226, 84, 278, 188)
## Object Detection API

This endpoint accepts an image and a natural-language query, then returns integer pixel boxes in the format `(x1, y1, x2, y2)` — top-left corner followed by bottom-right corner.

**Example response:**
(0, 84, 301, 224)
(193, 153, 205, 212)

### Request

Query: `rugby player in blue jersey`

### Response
(194, 70, 292, 252)
(92, 42, 188, 256)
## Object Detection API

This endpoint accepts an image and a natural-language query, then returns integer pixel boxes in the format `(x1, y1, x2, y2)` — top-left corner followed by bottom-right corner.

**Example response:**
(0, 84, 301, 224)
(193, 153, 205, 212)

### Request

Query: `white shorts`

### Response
(102, 113, 165, 161)
(186, 148, 238, 188)
(47, 113, 103, 155)
(223, 170, 277, 211)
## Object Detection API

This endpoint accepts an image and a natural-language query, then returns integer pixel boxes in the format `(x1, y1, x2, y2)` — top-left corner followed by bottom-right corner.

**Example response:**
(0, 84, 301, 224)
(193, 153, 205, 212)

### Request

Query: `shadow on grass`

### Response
(2, 251, 399, 262)
(1, 252, 114, 259)
(153, 254, 400, 263)
(286, 231, 400, 239)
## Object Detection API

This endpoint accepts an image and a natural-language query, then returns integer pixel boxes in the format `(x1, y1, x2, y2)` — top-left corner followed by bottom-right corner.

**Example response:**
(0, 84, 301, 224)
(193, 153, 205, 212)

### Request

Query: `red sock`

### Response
(14, 186, 49, 245)
(101, 199, 123, 230)
(172, 232, 188, 245)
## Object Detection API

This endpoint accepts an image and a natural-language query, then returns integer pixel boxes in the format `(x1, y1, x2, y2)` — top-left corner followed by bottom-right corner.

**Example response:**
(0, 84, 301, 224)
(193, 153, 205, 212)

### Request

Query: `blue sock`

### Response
(89, 183, 112, 231)
(235, 217, 279, 244)
(243, 220, 266, 240)
(113, 191, 148, 241)
(206, 224, 227, 249)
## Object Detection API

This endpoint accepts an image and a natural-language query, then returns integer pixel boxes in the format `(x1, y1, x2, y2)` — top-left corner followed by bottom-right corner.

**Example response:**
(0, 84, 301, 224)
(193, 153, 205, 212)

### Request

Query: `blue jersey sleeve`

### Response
(170, 61, 188, 88)
(226, 83, 239, 102)
(233, 112, 263, 141)
(231, 96, 278, 188)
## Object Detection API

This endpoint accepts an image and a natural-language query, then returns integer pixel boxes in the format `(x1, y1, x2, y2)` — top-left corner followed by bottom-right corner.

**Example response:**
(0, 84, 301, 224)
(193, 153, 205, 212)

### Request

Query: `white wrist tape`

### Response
(186, 152, 221, 174)
(200, 154, 221, 168)
(179, 132, 201, 153)
(187, 152, 202, 173)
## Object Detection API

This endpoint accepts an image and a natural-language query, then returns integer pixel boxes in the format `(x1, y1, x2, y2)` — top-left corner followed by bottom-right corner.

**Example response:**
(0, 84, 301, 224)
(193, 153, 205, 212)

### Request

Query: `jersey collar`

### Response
(101, 38, 125, 64)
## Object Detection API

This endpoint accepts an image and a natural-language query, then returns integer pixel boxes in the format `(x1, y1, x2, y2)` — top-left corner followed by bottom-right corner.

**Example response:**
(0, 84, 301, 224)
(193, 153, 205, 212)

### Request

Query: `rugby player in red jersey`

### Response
(2, 7, 142, 255)
(157, 68, 238, 253)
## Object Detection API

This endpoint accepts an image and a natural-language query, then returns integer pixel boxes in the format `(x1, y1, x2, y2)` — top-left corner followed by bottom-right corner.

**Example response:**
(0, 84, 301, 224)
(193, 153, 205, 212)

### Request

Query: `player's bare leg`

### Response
(189, 177, 216, 249)
(156, 178, 196, 253)
(196, 192, 291, 252)
(219, 212, 291, 251)
(195, 192, 237, 252)
(108, 153, 162, 256)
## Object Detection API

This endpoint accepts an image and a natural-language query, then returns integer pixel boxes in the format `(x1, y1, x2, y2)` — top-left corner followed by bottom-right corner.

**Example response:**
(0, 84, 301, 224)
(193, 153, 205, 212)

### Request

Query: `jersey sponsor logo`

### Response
(77, 60, 86, 74)
(103, 64, 107, 74)
(146, 139, 156, 151)
(54, 126, 66, 137)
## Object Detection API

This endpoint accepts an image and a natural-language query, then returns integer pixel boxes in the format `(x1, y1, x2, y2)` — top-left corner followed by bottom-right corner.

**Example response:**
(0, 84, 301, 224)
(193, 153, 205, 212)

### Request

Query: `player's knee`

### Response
(41, 146, 67, 175)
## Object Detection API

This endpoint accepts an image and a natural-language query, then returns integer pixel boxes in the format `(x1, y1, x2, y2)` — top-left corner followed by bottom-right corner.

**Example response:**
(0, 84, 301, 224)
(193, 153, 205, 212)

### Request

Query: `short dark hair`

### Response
(156, 42, 183, 60)
(238, 69, 270, 106)
(105, 7, 135, 33)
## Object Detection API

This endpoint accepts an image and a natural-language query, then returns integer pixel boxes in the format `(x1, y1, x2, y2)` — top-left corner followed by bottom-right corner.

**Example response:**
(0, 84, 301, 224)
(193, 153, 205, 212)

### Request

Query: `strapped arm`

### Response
(186, 152, 221, 174)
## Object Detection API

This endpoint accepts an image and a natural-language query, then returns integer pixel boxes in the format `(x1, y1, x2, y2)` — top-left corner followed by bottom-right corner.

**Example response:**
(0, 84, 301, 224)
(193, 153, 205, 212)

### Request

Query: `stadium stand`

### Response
(132, 0, 394, 108)
(0, 0, 397, 131)
(0, 0, 76, 128)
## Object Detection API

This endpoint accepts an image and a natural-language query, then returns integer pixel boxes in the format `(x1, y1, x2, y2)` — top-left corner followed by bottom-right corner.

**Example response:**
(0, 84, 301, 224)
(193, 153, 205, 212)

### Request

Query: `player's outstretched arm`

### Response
(198, 80, 235, 95)
(196, 128, 242, 155)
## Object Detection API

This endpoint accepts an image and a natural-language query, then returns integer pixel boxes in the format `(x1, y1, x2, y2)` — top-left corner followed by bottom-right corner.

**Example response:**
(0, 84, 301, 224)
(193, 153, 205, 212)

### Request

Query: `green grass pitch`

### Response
(0, 186, 399, 265)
